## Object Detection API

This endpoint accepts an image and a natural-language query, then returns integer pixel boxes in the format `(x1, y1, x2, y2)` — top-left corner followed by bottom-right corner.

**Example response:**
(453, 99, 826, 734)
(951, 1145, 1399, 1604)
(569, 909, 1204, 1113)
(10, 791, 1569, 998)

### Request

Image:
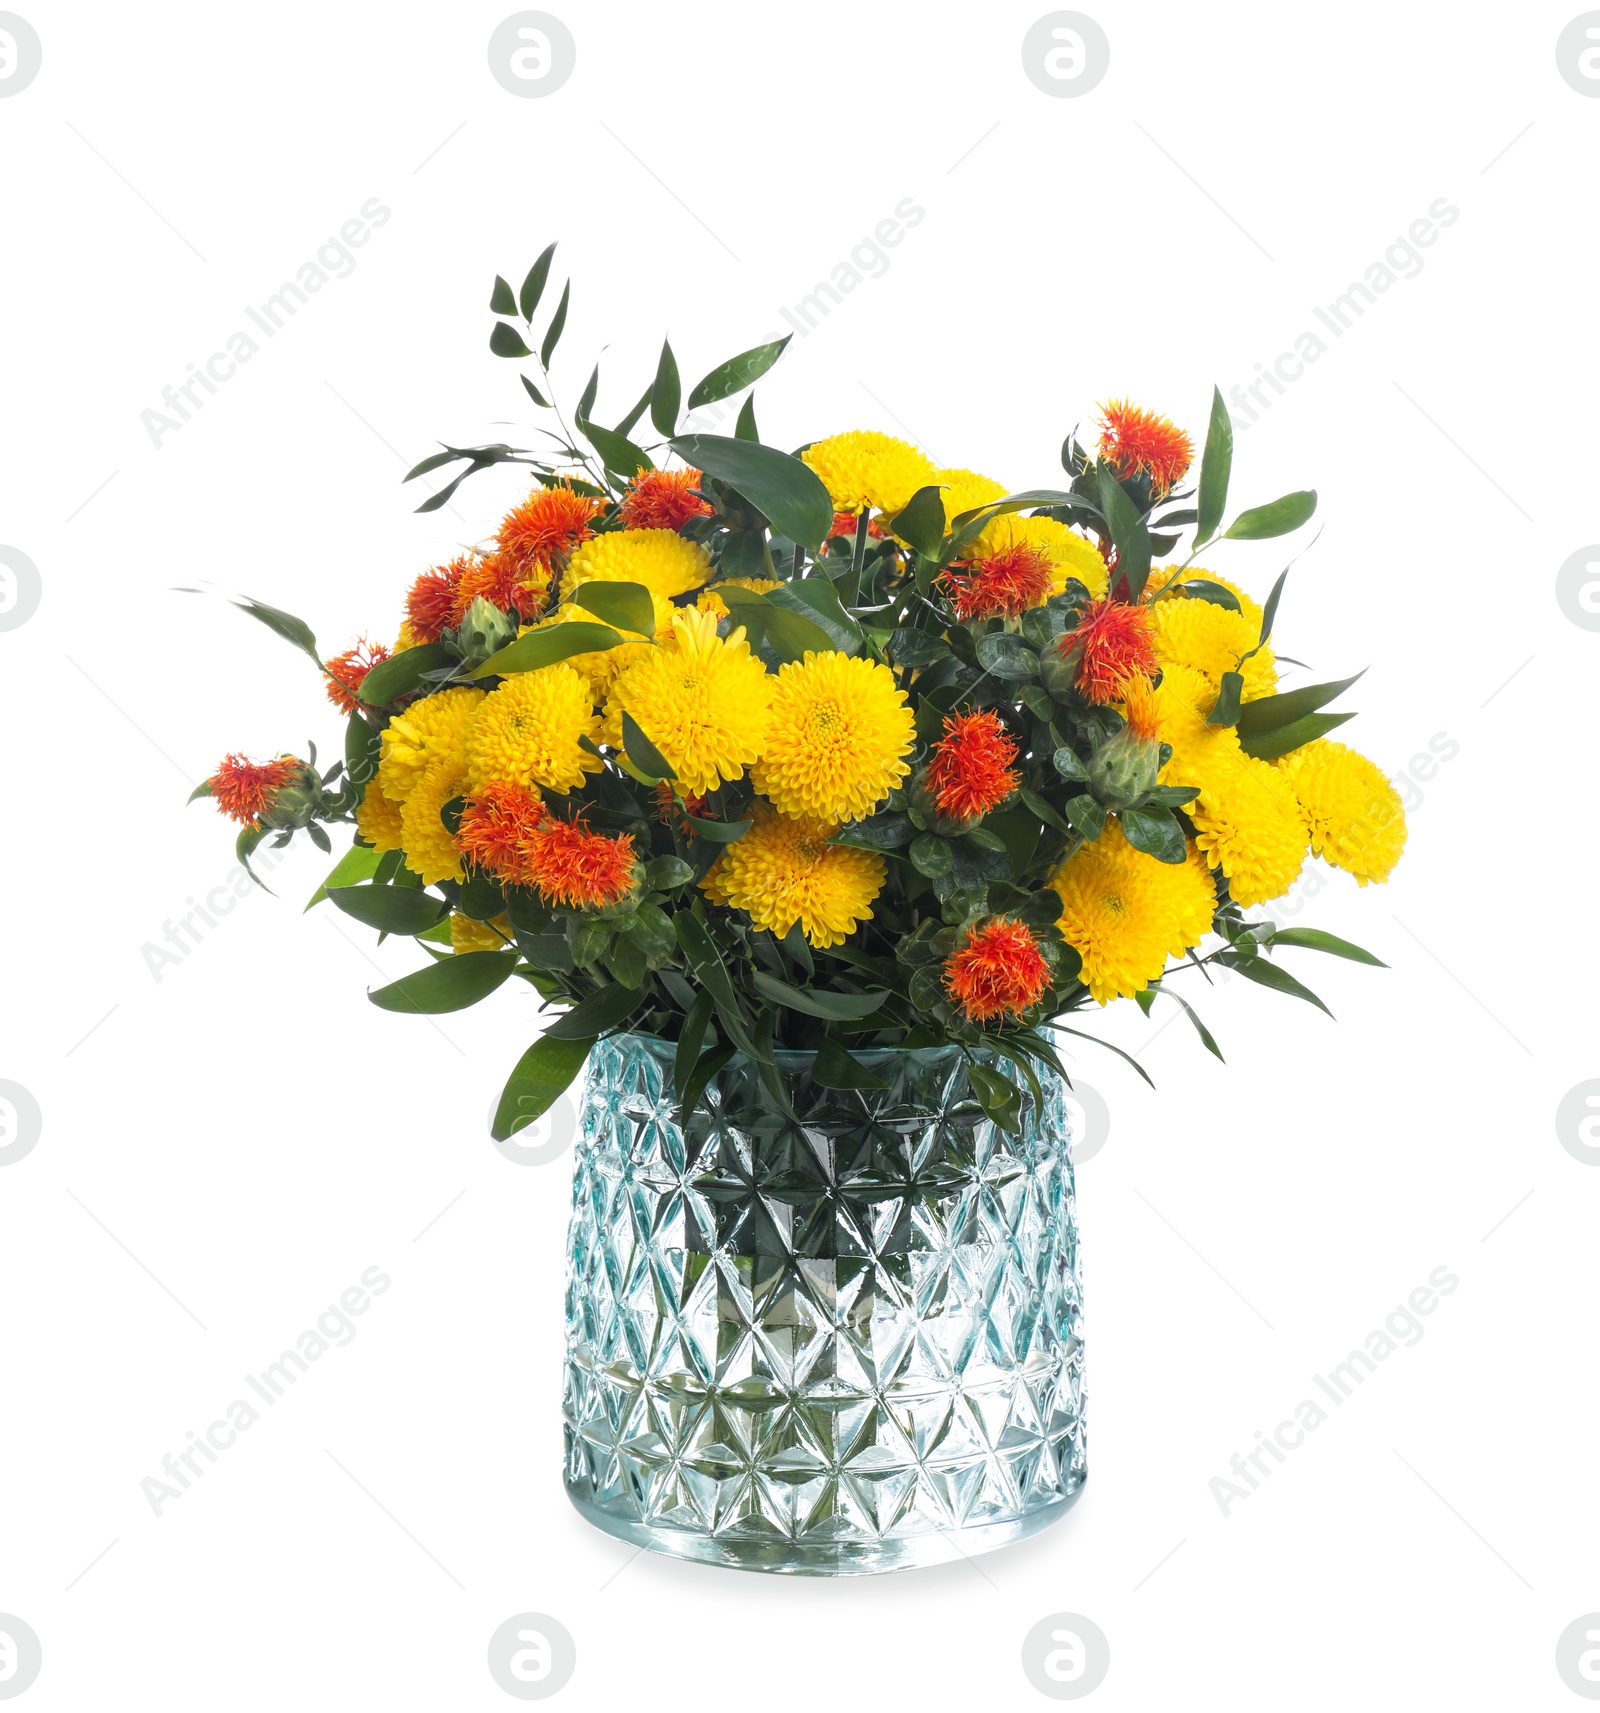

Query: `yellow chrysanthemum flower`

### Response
(378, 686, 485, 804)
(752, 651, 915, 823)
(465, 663, 603, 795)
(400, 754, 471, 884)
(1049, 819, 1216, 1004)
(702, 805, 886, 948)
(564, 528, 712, 599)
(928, 467, 1008, 533)
(1153, 665, 1307, 907)
(1277, 739, 1407, 885)
(1165, 569, 1263, 631)
(696, 577, 782, 618)
(450, 912, 511, 953)
(972, 513, 1108, 598)
(1193, 756, 1309, 907)
(803, 431, 937, 515)
(1148, 594, 1276, 701)
(354, 768, 406, 851)
(605, 605, 774, 795)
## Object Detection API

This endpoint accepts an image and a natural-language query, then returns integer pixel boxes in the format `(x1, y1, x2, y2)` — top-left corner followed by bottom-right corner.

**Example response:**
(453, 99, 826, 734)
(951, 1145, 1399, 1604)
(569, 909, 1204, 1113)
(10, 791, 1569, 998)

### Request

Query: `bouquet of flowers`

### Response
(195, 245, 1405, 1139)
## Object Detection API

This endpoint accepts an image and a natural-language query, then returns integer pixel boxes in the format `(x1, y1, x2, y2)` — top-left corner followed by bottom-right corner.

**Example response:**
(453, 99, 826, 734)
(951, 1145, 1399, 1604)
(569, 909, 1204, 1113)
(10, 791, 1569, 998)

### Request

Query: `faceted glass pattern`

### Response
(562, 1033, 1085, 1574)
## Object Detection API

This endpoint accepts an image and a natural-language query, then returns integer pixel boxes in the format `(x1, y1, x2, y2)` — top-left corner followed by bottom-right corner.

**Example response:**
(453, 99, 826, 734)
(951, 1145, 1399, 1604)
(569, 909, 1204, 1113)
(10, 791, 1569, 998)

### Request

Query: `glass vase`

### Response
(561, 1032, 1085, 1575)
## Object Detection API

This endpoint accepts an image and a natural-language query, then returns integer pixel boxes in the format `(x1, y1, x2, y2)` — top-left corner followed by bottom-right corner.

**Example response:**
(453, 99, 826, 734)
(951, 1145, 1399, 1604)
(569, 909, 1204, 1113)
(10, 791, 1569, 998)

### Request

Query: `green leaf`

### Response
(471, 622, 622, 679)
(615, 384, 653, 439)
(579, 417, 652, 478)
(490, 320, 532, 359)
(768, 577, 863, 653)
(327, 884, 447, 934)
(1062, 794, 1106, 841)
(889, 484, 949, 558)
(686, 337, 791, 410)
(236, 824, 269, 890)
(570, 580, 656, 637)
(1012, 888, 1066, 927)
(1208, 670, 1245, 727)
(1178, 578, 1241, 611)
(909, 833, 954, 878)
(234, 595, 320, 666)
(369, 950, 520, 1014)
(1237, 709, 1355, 761)
(546, 980, 649, 1040)
(751, 972, 889, 1020)
(670, 433, 833, 551)
(1053, 746, 1089, 782)
(1225, 489, 1317, 541)
(1265, 927, 1386, 967)
(642, 854, 695, 889)
(650, 338, 681, 437)
(831, 813, 913, 851)
(489, 275, 517, 315)
(519, 244, 556, 322)
(734, 394, 759, 442)
(1194, 385, 1233, 547)
(305, 841, 382, 911)
(812, 1037, 890, 1091)
(1119, 807, 1187, 864)
(967, 1062, 1023, 1134)
(357, 642, 457, 706)
(717, 584, 835, 663)
(1236, 671, 1364, 737)
(974, 632, 1039, 680)
(1096, 467, 1152, 600)
(681, 813, 752, 843)
(491, 1033, 592, 1141)
(345, 710, 382, 791)
(539, 280, 570, 368)
(520, 374, 549, 409)
(674, 989, 716, 1101)
(944, 489, 1078, 561)
(1162, 988, 1225, 1060)
(1051, 1023, 1156, 1088)
(620, 710, 674, 781)
(679, 1043, 735, 1117)
(187, 778, 214, 803)
(673, 912, 752, 1043)
(1257, 564, 1290, 647)
(1222, 953, 1333, 1015)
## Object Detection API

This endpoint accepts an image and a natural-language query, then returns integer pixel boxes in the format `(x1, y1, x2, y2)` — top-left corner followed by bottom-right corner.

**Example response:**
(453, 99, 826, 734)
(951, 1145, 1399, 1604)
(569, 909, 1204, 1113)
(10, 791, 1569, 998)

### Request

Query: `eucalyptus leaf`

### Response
(368, 950, 520, 1014)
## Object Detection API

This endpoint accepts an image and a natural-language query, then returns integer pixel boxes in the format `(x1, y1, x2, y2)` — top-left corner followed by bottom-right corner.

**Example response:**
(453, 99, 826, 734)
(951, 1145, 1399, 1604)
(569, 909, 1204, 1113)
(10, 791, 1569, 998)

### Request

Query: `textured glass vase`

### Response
(561, 1032, 1085, 1575)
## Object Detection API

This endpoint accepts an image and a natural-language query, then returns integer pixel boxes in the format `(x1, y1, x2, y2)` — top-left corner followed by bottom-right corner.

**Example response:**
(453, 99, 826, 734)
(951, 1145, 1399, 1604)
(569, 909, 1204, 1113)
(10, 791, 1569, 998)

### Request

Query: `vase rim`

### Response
(600, 1028, 1049, 1069)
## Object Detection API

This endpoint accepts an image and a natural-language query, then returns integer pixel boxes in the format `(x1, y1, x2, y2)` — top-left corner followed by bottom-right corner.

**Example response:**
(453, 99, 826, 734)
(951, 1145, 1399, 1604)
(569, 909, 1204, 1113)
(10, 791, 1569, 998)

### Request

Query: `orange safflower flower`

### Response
(449, 553, 543, 625)
(523, 817, 636, 909)
(925, 710, 1019, 824)
(455, 782, 546, 882)
(944, 918, 1052, 1024)
(943, 544, 1055, 620)
(1062, 597, 1158, 705)
(496, 481, 602, 584)
(323, 639, 391, 716)
(207, 753, 301, 826)
(620, 467, 712, 531)
(405, 556, 472, 644)
(1097, 400, 1193, 496)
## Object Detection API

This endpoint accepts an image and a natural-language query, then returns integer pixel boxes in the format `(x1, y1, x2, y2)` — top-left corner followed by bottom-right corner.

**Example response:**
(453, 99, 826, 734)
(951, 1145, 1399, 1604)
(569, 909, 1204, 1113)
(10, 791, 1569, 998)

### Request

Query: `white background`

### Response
(1, 1, 1596, 1706)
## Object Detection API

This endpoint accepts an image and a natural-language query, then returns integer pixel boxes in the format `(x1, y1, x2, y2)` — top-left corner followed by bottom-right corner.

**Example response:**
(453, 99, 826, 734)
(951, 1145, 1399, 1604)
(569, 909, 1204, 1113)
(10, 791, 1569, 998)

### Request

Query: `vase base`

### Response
(565, 1478, 1086, 1576)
